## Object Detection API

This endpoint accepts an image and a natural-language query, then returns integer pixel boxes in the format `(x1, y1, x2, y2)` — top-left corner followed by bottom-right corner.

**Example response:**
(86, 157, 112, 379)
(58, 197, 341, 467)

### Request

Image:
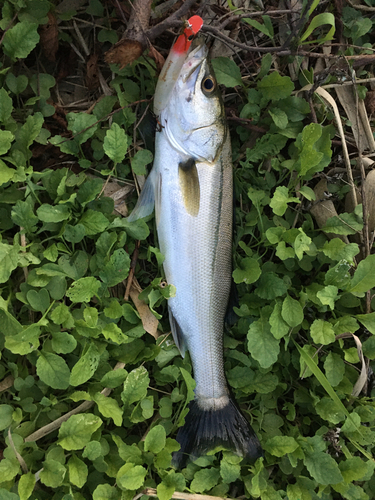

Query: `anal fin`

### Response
(169, 309, 186, 357)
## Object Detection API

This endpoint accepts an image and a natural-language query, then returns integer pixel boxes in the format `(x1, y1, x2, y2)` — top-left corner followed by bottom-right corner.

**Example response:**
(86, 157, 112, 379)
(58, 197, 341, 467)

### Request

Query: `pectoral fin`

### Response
(178, 159, 200, 217)
(127, 168, 157, 222)
(169, 309, 186, 357)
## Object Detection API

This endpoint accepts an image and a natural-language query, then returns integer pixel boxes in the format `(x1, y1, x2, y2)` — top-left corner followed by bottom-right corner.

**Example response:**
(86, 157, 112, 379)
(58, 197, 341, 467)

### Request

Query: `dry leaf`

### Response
(0, 375, 14, 392)
(86, 53, 100, 91)
(129, 282, 160, 339)
(105, 39, 143, 69)
(148, 45, 165, 73)
(103, 179, 134, 217)
(363, 168, 375, 233)
(39, 12, 59, 62)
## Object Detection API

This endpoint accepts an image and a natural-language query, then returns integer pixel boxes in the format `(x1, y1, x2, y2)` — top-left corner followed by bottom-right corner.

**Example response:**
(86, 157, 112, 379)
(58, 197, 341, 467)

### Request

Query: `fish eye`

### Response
(202, 76, 216, 93)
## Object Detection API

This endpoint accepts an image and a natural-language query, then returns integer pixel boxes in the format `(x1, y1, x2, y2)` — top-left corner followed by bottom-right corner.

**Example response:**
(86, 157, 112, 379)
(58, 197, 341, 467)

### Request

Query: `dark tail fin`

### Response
(173, 398, 263, 468)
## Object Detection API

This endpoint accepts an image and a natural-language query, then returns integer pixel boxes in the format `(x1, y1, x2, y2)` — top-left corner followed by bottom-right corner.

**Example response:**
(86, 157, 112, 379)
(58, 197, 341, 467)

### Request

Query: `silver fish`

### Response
(129, 40, 262, 467)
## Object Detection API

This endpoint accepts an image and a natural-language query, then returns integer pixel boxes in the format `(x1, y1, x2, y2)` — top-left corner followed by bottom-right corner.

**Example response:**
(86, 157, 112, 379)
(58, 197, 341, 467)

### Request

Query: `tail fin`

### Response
(173, 398, 263, 468)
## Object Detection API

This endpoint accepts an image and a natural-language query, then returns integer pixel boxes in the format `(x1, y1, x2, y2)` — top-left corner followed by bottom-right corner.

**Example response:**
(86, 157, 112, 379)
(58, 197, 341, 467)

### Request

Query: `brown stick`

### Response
(125, 240, 141, 301)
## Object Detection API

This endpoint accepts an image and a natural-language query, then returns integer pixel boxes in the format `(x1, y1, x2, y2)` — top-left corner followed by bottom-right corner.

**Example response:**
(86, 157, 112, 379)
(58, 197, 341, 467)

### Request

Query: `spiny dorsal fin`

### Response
(178, 158, 200, 217)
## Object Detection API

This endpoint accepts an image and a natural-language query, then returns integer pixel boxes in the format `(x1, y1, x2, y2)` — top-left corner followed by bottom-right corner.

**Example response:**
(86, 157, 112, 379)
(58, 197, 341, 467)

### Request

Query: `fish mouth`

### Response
(181, 39, 208, 88)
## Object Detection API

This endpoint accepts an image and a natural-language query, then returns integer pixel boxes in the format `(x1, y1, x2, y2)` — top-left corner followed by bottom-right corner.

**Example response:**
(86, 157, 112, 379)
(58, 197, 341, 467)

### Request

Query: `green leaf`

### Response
(131, 149, 153, 175)
(0, 458, 20, 482)
(93, 392, 123, 426)
(0, 130, 14, 155)
(99, 248, 130, 287)
(304, 451, 343, 485)
(322, 239, 359, 262)
(66, 277, 101, 303)
(356, 312, 375, 334)
(93, 484, 118, 500)
(36, 204, 70, 223)
(220, 456, 241, 483)
(50, 303, 73, 326)
(276, 241, 295, 260)
(3, 22, 40, 60)
(244, 16, 273, 38)
(26, 288, 50, 312)
(0, 405, 13, 431)
(255, 272, 287, 300)
(64, 223, 86, 243)
(270, 186, 300, 216)
(39, 459, 66, 488)
(0, 242, 20, 284)
(0, 489, 19, 500)
(293, 231, 312, 260)
(67, 454, 88, 488)
(264, 436, 299, 457)
(36, 352, 70, 389)
(11, 200, 39, 233)
(248, 317, 280, 368)
(18, 471, 36, 500)
(323, 211, 363, 236)
(144, 424, 166, 454)
(316, 285, 338, 310)
(269, 107, 288, 129)
(315, 397, 345, 424)
(121, 366, 150, 407)
(103, 122, 128, 163)
(79, 209, 109, 235)
(0, 88, 13, 122)
(300, 13, 335, 44)
(117, 463, 147, 490)
(232, 257, 261, 284)
(70, 343, 100, 386)
(269, 302, 290, 339)
(324, 352, 345, 386)
(58, 414, 102, 450)
(51, 331, 77, 354)
(6, 73, 28, 95)
(66, 112, 98, 144)
(310, 319, 335, 345)
(257, 72, 294, 101)
(339, 457, 372, 483)
(349, 254, 375, 296)
(191, 468, 221, 493)
(211, 57, 243, 87)
(281, 295, 303, 328)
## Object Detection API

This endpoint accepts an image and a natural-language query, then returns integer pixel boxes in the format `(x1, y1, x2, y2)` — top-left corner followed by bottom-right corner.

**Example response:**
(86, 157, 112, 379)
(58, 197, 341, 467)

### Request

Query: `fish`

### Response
(128, 36, 263, 467)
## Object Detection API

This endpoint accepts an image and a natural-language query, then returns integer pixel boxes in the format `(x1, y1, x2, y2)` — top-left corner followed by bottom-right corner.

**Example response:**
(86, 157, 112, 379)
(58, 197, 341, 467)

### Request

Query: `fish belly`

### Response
(155, 132, 233, 408)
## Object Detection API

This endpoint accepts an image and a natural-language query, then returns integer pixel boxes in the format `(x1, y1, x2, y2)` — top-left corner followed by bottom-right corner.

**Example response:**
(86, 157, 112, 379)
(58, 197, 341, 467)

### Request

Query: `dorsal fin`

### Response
(178, 159, 200, 217)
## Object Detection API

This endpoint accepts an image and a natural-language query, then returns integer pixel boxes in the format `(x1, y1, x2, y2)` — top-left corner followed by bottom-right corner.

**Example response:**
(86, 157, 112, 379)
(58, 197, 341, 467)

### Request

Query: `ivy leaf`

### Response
(36, 352, 70, 390)
(211, 57, 243, 87)
(304, 451, 343, 485)
(3, 22, 40, 60)
(257, 71, 294, 101)
(103, 122, 128, 163)
(316, 285, 338, 310)
(322, 239, 359, 262)
(248, 317, 280, 368)
(144, 425, 166, 454)
(58, 414, 102, 450)
(232, 257, 261, 284)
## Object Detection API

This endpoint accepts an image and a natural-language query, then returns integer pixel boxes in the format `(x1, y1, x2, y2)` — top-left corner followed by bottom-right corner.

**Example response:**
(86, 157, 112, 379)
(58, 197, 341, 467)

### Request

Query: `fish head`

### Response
(161, 40, 226, 163)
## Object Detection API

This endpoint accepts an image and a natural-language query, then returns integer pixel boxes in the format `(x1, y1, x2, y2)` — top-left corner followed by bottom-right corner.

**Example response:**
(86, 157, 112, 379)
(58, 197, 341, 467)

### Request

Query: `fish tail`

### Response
(172, 397, 263, 468)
